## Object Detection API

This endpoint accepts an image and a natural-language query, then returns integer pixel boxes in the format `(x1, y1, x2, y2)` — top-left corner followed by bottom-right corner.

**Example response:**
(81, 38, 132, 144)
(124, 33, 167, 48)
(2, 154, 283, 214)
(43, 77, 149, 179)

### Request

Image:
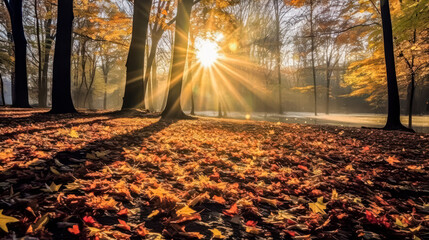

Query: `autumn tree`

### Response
(3, 0, 30, 107)
(122, 0, 153, 110)
(161, 0, 194, 118)
(144, 0, 174, 111)
(50, 0, 76, 113)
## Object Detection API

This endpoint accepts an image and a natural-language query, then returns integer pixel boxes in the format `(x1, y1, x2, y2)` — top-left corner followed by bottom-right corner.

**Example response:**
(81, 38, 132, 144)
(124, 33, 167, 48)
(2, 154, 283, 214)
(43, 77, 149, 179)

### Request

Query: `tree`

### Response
(161, 0, 194, 118)
(122, 0, 153, 110)
(274, 0, 283, 114)
(50, 0, 76, 113)
(3, 0, 31, 107)
(33, 0, 55, 107)
(144, 0, 174, 111)
(380, 0, 408, 130)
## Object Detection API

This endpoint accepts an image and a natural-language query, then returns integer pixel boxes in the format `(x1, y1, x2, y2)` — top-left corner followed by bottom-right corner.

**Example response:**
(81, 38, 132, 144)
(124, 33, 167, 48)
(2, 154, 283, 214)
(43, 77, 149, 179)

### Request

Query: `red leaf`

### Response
(68, 224, 80, 235)
(365, 210, 378, 224)
(245, 220, 258, 227)
(83, 216, 96, 225)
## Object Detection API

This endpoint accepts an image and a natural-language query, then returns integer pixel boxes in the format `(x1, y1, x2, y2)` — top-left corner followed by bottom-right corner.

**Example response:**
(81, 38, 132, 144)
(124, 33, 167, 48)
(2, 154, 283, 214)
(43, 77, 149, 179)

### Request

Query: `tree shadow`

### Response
(0, 118, 177, 238)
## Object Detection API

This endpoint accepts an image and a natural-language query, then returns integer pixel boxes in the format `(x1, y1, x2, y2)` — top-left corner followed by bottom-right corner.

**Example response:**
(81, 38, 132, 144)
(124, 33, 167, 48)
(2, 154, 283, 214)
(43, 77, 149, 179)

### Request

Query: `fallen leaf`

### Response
(386, 156, 400, 165)
(68, 224, 80, 235)
(0, 210, 19, 233)
(148, 210, 160, 219)
(209, 228, 226, 239)
(176, 205, 197, 217)
(118, 219, 131, 231)
(223, 203, 238, 216)
(309, 197, 327, 215)
(213, 195, 226, 205)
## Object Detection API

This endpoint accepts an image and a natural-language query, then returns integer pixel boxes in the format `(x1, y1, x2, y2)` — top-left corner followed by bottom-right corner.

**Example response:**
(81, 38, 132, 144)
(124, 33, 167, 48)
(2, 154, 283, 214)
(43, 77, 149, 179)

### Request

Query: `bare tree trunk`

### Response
(310, 0, 317, 116)
(0, 73, 5, 105)
(188, 35, 195, 115)
(50, 0, 76, 113)
(5, 0, 31, 108)
(408, 72, 415, 129)
(274, 0, 282, 114)
(326, 61, 330, 115)
(103, 72, 108, 110)
(162, 0, 193, 118)
(34, 0, 45, 107)
(41, 16, 54, 107)
(380, 0, 409, 131)
(122, 0, 153, 110)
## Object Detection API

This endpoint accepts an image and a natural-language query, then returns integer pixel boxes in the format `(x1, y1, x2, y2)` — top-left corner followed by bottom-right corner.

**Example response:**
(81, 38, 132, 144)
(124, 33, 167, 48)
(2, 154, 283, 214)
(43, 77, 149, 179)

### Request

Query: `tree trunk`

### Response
(218, 101, 222, 118)
(161, 0, 193, 118)
(326, 61, 330, 115)
(408, 72, 415, 129)
(122, 0, 153, 110)
(144, 35, 161, 99)
(188, 36, 195, 115)
(41, 18, 54, 107)
(34, 0, 45, 107)
(380, 0, 408, 131)
(274, 0, 282, 114)
(6, 0, 31, 108)
(310, 0, 317, 116)
(0, 73, 5, 105)
(50, 0, 76, 113)
(151, 59, 158, 111)
(103, 73, 108, 110)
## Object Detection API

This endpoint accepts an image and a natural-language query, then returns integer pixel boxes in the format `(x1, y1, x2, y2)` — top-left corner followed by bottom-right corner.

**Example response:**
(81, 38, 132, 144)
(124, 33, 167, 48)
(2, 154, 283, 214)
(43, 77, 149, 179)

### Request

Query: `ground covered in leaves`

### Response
(0, 108, 428, 240)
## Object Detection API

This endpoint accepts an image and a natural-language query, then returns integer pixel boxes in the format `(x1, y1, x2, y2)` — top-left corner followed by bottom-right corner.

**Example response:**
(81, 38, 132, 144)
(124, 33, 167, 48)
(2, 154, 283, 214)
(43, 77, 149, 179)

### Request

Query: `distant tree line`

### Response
(0, 0, 427, 131)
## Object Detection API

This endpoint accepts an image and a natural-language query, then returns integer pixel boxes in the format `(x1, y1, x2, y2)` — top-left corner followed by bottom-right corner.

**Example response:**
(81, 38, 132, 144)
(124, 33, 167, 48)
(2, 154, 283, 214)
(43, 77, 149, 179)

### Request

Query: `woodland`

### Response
(0, 0, 428, 239)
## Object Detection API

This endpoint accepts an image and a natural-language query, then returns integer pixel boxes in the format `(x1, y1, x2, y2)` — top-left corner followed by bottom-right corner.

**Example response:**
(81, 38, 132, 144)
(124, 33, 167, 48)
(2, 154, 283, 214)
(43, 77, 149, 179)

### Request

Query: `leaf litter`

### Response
(0, 110, 428, 239)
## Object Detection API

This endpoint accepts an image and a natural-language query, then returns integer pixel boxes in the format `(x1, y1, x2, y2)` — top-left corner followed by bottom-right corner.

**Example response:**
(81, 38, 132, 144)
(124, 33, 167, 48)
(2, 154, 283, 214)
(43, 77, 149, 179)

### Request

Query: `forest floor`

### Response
(0, 108, 428, 240)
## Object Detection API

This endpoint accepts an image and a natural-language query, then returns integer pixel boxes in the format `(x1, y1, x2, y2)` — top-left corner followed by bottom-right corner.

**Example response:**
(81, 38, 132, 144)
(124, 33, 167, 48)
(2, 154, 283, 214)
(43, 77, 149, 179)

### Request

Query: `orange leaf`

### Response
(213, 195, 226, 205)
(68, 224, 80, 235)
(223, 203, 238, 216)
(136, 225, 149, 237)
(118, 208, 128, 216)
(298, 165, 309, 171)
(118, 219, 131, 231)
(386, 156, 400, 165)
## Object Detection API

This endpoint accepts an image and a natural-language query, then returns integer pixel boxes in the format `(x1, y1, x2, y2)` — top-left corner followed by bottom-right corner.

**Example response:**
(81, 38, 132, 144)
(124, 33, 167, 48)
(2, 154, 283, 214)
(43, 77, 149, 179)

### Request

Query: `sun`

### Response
(196, 39, 220, 67)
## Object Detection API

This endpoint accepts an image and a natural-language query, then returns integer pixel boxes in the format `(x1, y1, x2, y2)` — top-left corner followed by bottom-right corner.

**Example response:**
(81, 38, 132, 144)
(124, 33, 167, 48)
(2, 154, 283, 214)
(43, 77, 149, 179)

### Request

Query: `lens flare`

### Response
(196, 39, 220, 67)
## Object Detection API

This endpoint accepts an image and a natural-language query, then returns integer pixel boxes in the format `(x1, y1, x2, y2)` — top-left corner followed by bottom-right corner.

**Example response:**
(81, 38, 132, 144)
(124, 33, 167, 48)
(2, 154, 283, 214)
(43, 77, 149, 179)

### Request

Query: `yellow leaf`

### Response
(395, 217, 408, 228)
(209, 228, 226, 239)
(176, 205, 196, 217)
(345, 165, 355, 171)
(50, 166, 60, 175)
(0, 210, 19, 232)
(331, 189, 338, 200)
(33, 213, 50, 232)
(69, 130, 79, 138)
(147, 210, 160, 219)
(87, 227, 102, 237)
(410, 225, 421, 232)
(309, 197, 327, 215)
(413, 235, 421, 240)
(44, 182, 62, 192)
